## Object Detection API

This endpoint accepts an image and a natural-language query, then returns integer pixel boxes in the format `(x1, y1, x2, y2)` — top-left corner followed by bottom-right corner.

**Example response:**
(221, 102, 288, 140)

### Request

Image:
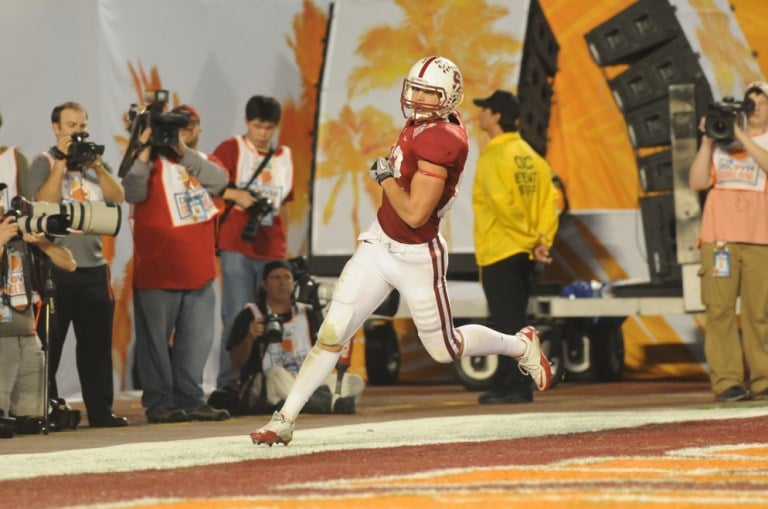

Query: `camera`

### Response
(241, 191, 274, 242)
(704, 96, 756, 143)
(134, 89, 192, 148)
(6, 196, 122, 237)
(261, 313, 284, 343)
(119, 89, 192, 178)
(288, 256, 319, 305)
(48, 398, 81, 431)
(67, 132, 105, 171)
(287, 256, 334, 325)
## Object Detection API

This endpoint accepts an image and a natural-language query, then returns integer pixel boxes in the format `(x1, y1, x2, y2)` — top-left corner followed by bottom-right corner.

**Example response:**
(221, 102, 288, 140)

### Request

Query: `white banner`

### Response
(312, 0, 531, 256)
(0, 0, 331, 398)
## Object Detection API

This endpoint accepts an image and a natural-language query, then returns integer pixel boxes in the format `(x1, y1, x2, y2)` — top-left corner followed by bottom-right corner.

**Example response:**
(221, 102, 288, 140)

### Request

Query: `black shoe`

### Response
(188, 404, 230, 421)
(148, 409, 190, 424)
(333, 396, 356, 414)
(90, 413, 129, 428)
(715, 386, 748, 402)
(478, 389, 533, 405)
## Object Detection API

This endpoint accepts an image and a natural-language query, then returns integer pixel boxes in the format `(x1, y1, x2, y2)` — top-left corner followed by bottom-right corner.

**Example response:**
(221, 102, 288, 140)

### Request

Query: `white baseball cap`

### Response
(745, 81, 768, 96)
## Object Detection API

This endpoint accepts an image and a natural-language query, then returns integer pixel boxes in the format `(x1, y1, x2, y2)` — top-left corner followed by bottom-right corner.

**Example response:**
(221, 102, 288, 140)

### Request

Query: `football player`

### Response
(251, 56, 553, 446)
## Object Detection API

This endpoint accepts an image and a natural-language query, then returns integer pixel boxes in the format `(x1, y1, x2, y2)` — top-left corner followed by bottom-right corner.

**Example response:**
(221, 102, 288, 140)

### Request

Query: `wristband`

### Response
(51, 147, 67, 161)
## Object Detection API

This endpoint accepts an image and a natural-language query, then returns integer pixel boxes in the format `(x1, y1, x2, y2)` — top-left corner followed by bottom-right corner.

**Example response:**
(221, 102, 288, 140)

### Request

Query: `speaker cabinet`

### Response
(625, 97, 671, 148)
(519, 91, 551, 157)
(637, 149, 672, 192)
(526, 0, 559, 74)
(608, 36, 706, 112)
(623, 79, 712, 148)
(639, 194, 682, 284)
(584, 0, 681, 66)
(518, 0, 558, 156)
(518, 50, 553, 156)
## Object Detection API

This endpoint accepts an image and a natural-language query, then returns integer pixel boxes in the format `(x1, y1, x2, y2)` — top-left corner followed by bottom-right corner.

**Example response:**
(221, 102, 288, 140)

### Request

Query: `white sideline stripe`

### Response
(2, 406, 768, 481)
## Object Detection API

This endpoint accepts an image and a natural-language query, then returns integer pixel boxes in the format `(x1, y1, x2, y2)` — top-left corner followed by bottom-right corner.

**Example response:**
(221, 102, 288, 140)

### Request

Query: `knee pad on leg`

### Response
(420, 332, 457, 364)
(317, 300, 355, 349)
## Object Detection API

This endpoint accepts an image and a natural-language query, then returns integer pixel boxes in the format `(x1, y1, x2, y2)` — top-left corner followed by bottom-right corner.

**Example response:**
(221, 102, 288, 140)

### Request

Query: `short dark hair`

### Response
(256, 259, 294, 312)
(245, 96, 281, 123)
(51, 102, 88, 124)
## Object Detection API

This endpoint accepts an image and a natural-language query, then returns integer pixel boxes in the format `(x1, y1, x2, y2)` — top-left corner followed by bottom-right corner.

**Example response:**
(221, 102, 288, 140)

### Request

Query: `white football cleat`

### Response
(250, 411, 294, 446)
(515, 326, 553, 391)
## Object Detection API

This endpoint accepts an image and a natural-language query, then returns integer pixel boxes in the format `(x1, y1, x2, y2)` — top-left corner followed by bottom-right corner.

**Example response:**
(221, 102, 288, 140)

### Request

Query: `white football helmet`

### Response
(401, 56, 463, 120)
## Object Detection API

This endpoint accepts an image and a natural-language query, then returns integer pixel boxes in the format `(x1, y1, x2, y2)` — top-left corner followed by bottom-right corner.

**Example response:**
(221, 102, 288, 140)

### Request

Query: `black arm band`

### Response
(51, 147, 66, 161)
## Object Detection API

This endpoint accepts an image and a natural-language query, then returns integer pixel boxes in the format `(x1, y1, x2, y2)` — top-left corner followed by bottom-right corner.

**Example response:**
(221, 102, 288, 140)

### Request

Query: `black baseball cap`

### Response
(473, 90, 520, 122)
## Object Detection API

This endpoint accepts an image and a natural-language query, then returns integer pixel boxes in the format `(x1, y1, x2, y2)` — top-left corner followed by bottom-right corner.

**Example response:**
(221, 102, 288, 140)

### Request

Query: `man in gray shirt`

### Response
(28, 101, 127, 428)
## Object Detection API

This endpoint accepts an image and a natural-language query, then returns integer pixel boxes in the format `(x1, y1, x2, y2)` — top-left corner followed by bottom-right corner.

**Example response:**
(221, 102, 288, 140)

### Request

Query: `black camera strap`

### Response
(216, 145, 274, 253)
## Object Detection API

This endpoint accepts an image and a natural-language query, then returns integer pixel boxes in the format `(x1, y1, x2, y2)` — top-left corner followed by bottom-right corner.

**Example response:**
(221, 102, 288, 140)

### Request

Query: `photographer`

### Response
(0, 112, 31, 200)
(0, 202, 76, 434)
(211, 96, 295, 392)
(28, 101, 127, 428)
(689, 81, 768, 402)
(220, 260, 363, 415)
(122, 101, 231, 424)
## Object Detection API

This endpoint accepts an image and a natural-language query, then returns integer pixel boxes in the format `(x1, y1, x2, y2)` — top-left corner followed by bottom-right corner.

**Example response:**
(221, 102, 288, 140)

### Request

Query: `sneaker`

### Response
(89, 412, 129, 428)
(250, 411, 294, 446)
(188, 404, 230, 421)
(333, 396, 356, 414)
(715, 386, 748, 402)
(514, 326, 553, 391)
(147, 409, 190, 424)
(751, 389, 768, 401)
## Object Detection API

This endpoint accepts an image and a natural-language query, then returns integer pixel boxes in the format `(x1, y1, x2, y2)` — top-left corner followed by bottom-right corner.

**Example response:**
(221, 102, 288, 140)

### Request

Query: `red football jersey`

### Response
(377, 112, 468, 243)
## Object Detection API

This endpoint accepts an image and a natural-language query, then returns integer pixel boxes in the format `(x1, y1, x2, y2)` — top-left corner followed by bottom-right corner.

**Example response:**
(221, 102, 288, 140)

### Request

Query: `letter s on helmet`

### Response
(401, 56, 463, 120)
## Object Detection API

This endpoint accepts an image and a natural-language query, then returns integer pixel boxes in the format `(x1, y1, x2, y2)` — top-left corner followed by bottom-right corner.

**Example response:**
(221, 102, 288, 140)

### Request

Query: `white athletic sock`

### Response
(279, 344, 341, 421)
(456, 323, 526, 358)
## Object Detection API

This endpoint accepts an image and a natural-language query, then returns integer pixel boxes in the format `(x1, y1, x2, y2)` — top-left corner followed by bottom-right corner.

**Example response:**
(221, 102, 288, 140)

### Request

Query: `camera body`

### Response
(288, 256, 318, 305)
(6, 196, 122, 237)
(128, 90, 192, 149)
(704, 96, 756, 143)
(67, 132, 105, 171)
(286, 256, 333, 332)
(261, 313, 284, 343)
(241, 191, 274, 242)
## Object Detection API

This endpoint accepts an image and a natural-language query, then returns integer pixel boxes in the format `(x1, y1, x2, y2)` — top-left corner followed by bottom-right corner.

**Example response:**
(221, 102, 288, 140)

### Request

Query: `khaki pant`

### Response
(265, 366, 365, 406)
(699, 242, 768, 395)
(0, 335, 45, 417)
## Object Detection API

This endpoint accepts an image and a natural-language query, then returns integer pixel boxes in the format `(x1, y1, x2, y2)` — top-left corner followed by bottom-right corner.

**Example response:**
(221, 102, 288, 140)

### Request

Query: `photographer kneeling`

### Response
(0, 205, 76, 436)
(221, 260, 364, 415)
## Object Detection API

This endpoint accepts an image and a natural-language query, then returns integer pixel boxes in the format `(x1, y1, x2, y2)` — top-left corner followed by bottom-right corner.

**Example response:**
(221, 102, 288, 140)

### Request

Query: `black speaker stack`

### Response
(519, 0, 560, 156)
(584, 0, 712, 284)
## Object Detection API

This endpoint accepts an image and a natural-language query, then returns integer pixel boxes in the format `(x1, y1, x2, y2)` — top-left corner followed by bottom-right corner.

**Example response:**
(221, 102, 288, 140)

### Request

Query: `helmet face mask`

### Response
(401, 56, 463, 121)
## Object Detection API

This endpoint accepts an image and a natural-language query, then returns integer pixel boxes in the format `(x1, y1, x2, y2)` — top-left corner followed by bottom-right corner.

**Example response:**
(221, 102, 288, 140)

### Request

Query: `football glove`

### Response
(369, 157, 394, 184)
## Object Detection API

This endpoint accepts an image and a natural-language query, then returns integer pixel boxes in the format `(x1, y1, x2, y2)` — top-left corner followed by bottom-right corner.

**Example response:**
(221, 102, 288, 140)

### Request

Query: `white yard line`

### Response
(2, 406, 768, 481)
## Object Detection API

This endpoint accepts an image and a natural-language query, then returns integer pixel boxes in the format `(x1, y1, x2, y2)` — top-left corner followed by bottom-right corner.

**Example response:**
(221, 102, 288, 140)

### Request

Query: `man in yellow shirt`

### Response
(472, 90, 559, 404)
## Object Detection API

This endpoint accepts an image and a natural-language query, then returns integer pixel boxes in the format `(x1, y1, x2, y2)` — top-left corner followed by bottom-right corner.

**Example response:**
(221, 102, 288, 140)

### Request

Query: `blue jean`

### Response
(217, 251, 272, 389)
(133, 283, 215, 419)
